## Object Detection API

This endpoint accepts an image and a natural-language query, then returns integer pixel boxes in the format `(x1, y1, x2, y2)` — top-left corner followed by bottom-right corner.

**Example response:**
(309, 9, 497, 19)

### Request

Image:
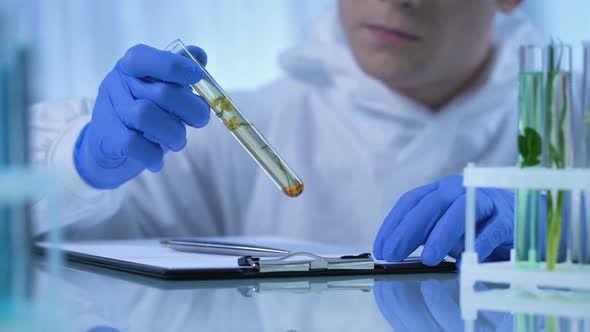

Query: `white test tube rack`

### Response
(460, 164, 590, 327)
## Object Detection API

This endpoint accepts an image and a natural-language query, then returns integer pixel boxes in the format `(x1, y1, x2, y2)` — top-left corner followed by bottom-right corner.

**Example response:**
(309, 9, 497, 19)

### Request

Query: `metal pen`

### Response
(161, 239, 290, 257)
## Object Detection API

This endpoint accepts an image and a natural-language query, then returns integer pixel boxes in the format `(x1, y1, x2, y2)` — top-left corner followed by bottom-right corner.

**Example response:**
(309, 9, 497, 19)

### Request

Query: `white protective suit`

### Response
(31, 11, 540, 248)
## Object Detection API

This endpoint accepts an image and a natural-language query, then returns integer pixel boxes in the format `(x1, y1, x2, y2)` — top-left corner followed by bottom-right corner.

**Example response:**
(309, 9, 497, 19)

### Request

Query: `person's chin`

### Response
(359, 56, 415, 82)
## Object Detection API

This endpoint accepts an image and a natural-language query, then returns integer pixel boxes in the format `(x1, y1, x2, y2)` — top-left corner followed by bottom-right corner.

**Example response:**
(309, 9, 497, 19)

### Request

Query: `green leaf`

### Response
(529, 158, 541, 167)
(526, 127, 542, 157)
(519, 127, 542, 167)
(522, 157, 541, 167)
(518, 134, 528, 157)
(521, 160, 536, 167)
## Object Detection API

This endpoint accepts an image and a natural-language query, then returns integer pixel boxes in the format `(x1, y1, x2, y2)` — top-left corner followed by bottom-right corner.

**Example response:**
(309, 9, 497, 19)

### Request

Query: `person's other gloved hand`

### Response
(74, 44, 210, 189)
(373, 174, 514, 266)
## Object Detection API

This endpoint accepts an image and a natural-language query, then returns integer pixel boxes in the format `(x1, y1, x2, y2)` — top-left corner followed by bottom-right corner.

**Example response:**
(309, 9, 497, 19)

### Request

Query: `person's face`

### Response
(339, 0, 520, 90)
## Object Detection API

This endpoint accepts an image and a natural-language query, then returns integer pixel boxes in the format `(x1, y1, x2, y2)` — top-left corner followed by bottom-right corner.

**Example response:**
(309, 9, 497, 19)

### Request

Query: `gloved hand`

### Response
(373, 174, 514, 266)
(74, 44, 211, 189)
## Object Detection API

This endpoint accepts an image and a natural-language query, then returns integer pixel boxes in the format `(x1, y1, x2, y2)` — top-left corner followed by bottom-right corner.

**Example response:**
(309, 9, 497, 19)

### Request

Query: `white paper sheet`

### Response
(37, 236, 366, 271)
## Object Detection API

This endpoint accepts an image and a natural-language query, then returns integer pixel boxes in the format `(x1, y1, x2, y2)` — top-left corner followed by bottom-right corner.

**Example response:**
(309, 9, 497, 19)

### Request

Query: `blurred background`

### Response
(9, 0, 590, 103)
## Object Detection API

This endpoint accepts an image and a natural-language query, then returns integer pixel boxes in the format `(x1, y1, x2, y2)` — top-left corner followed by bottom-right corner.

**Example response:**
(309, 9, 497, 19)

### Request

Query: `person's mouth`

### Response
(363, 23, 422, 46)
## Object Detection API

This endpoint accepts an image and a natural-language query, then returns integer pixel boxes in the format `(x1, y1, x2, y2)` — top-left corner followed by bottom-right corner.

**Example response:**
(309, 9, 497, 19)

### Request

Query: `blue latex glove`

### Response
(373, 174, 514, 266)
(74, 44, 210, 189)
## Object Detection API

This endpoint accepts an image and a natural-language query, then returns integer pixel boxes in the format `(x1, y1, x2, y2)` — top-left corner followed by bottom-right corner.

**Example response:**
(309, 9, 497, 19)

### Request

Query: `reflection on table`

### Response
(34, 262, 587, 332)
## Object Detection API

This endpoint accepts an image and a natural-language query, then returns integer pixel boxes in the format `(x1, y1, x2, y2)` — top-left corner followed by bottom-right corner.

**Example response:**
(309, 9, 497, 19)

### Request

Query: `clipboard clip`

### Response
(238, 252, 375, 273)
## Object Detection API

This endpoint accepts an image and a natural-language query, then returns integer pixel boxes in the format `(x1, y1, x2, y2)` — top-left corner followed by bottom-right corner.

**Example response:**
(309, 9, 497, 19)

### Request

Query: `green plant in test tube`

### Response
(544, 42, 573, 271)
(165, 39, 304, 198)
(516, 45, 543, 268)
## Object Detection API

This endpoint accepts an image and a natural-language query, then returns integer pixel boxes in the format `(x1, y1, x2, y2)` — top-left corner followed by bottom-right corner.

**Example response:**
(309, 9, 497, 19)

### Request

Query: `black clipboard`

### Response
(36, 239, 456, 280)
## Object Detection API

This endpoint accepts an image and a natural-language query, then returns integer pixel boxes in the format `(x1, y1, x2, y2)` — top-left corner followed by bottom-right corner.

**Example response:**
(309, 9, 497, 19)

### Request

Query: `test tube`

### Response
(544, 43, 574, 270)
(165, 39, 304, 198)
(515, 45, 543, 268)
